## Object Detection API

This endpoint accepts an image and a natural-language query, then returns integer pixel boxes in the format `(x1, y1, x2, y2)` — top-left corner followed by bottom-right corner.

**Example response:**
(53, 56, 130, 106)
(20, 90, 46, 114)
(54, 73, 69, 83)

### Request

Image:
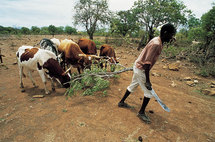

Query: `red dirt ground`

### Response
(0, 35, 215, 142)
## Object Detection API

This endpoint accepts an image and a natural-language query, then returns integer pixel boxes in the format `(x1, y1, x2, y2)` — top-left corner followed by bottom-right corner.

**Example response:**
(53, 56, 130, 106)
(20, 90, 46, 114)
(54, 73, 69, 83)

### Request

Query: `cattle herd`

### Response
(16, 38, 118, 94)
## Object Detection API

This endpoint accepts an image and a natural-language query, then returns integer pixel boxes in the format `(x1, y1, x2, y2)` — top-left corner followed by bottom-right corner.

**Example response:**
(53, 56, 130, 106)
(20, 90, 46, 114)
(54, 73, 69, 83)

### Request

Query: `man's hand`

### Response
(145, 82, 152, 90)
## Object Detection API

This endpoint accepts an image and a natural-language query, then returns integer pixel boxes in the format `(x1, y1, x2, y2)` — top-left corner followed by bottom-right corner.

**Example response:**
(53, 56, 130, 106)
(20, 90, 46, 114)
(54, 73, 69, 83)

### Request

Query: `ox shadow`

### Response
(21, 86, 67, 97)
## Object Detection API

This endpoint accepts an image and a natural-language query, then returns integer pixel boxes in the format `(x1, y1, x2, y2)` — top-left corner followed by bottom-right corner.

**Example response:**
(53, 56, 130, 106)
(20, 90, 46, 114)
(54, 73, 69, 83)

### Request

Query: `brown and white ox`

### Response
(58, 39, 100, 74)
(99, 44, 119, 71)
(77, 38, 97, 55)
(16, 46, 71, 94)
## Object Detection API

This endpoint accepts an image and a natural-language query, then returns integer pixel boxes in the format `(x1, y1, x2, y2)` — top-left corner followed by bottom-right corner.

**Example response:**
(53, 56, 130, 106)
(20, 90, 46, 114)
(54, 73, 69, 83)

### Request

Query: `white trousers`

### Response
(127, 65, 153, 98)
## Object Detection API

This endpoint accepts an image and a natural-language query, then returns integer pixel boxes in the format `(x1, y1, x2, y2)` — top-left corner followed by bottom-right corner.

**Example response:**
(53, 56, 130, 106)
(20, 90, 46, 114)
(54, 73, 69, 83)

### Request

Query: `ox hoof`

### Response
(45, 91, 50, 95)
(21, 89, 25, 92)
(34, 85, 38, 88)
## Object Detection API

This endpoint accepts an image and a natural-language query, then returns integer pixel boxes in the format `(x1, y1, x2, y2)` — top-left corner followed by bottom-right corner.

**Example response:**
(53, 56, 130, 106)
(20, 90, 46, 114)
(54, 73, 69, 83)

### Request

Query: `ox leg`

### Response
(19, 66, 25, 92)
(77, 66, 81, 74)
(28, 71, 38, 88)
(50, 78, 55, 91)
(38, 70, 50, 95)
(105, 61, 108, 69)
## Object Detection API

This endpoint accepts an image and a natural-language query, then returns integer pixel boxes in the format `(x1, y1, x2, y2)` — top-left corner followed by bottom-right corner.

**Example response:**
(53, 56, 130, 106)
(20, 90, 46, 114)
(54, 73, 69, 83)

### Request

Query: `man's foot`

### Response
(137, 113, 151, 124)
(118, 102, 131, 108)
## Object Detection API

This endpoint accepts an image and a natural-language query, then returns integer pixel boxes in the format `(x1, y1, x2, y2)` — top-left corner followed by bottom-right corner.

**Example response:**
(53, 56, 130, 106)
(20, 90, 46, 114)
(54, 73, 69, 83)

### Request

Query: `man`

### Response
(118, 23, 176, 123)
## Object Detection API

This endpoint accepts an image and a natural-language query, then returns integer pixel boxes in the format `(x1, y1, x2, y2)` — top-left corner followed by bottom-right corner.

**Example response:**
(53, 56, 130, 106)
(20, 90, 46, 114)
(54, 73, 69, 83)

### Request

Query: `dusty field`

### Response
(0, 35, 215, 142)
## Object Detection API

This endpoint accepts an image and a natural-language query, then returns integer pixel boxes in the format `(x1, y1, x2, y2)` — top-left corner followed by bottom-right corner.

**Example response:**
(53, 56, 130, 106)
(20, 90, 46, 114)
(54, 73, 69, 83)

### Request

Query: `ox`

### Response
(58, 39, 99, 74)
(16, 46, 71, 94)
(78, 38, 97, 55)
(39, 38, 61, 63)
(99, 44, 119, 71)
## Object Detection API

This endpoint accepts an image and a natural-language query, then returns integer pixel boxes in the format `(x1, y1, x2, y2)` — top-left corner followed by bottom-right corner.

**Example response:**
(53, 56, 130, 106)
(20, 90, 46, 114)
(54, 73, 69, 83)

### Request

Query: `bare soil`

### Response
(0, 35, 215, 142)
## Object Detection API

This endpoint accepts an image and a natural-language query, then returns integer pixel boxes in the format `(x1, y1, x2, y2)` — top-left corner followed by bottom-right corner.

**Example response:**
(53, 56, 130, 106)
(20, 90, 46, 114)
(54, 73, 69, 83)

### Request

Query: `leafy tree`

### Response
(65, 26, 77, 35)
(74, 0, 110, 39)
(0, 26, 9, 34)
(40, 27, 49, 35)
(31, 26, 40, 35)
(200, 4, 215, 59)
(48, 25, 57, 36)
(56, 26, 64, 34)
(20, 27, 30, 35)
(187, 15, 201, 29)
(110, 10, 139, 37)
(132, 0, 191, 50)
(188, 27, 204, 41)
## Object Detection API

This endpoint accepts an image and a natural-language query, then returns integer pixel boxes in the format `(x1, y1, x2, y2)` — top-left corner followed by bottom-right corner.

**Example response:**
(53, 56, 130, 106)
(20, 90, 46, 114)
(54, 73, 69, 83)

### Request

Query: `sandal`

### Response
(137, 113, 151, 124)
(118, 102, 131, 108)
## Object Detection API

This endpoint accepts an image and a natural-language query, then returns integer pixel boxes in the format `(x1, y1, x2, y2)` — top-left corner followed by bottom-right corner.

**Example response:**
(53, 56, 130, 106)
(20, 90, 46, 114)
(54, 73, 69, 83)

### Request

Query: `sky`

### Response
(0, 0, 214, 29)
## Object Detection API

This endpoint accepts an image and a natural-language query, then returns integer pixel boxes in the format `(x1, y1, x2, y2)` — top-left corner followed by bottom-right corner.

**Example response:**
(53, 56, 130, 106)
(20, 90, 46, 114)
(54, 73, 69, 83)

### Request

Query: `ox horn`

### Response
(78, 54, 86, 57)
(64, 66, 72, 74)
(90, 55, 100, 59)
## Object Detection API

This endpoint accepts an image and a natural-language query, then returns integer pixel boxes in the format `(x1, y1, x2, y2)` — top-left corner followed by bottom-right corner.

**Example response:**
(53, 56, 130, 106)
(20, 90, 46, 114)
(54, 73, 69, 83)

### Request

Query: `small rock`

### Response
(162, 65, 168, 69)
(168, 62, 180, 71)
(184, 77, 192, 81)
(171, 81, 177, 87)
(186, 81, 195, 87)
(210, 85, 215, 88)
(151, 72, 160, 77)
(193, 80, 199, 83)
(211, 81, 215, 85)
(32, 95, 44, 98)
(161, 58, 167, 62)
(201, 89, 215, 96)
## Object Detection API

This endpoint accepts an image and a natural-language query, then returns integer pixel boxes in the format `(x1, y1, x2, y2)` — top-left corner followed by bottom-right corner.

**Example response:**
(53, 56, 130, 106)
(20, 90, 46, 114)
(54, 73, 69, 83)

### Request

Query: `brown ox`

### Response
(58, 39, 99, 74)
(99, 44, 119, 71)
(78, 38, 97, 55)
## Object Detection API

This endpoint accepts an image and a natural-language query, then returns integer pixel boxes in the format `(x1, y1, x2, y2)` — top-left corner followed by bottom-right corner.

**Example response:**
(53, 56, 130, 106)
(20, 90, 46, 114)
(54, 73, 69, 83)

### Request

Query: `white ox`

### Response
(16, 46, 71, 94)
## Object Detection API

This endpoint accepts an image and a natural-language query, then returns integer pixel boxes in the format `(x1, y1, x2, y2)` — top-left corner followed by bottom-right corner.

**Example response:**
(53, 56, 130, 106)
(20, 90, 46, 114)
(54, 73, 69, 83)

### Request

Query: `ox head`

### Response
(79, 54, 100, 66)
(42, 58, 70, 88)
(110, 57, 119, 64)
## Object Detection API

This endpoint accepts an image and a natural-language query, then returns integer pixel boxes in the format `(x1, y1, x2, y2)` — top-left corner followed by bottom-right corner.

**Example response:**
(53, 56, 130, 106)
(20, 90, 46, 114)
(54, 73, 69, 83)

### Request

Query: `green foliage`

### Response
(187, 14, 201, 29)
(65, 64, 110, 97)
(93, 40, 105, 48)
(188, 27, 205, 41)
(201, 5, 215, 36)
(74, 0, 110, 39)
(48, 25, 57, 36)
(65, 26, 77, 35)
(110, 10, 139, 37)
(40, 27, 49, 35)
(20, 27, 30, 35)
(162, 45, 184, 59)
(133, 0, 191, 42)
(196, 68, 210, 77)
(31, 26, 40, 34)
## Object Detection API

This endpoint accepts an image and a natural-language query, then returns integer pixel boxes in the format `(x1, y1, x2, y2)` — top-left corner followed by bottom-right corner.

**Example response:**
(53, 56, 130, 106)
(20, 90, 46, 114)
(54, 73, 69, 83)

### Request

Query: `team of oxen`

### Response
(16, 38, 119, 94)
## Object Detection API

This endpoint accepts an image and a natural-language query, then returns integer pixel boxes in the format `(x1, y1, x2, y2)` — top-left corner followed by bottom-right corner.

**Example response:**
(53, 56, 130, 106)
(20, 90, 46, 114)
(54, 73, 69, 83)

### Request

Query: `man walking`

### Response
(118, 23, 176, 123)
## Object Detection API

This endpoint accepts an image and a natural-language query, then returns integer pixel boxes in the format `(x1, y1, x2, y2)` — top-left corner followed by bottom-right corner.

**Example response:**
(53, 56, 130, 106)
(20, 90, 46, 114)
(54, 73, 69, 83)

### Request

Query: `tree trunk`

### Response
(137, 34, 146, 51)
(148, 27, 155, 42)
(89, 32, 94, 40)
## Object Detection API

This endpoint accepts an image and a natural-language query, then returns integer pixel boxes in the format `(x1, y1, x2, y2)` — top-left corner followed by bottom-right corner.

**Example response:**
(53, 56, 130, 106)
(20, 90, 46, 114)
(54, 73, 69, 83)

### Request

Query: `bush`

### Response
(197, 68, 210, 77)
